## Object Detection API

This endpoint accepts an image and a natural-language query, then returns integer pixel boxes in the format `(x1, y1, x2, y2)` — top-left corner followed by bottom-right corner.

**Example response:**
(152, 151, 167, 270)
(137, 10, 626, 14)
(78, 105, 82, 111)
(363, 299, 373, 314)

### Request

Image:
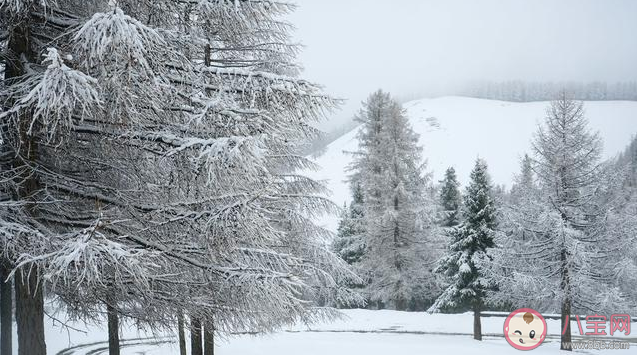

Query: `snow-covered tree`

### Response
(330, 183, 367, 308)
(333, 182, 366, 265)
(348, 90, 437, 310)
(490, 95, 633, 350)
(605, 135, 637, 314)
(0, 1, 361, 354)
(617, 135, 637, 188)
(439, 167, 462, 228)
(497, 154, 540, 246)
(482, 154, 539, 315)
(429, 158, 498, 341)
(509, 154, 537, 206)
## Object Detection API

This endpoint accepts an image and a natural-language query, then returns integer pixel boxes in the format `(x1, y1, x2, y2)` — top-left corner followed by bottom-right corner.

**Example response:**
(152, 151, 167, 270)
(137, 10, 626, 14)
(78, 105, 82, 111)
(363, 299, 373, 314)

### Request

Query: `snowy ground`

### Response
(305, 96, 637, 232)
(19, 309, 635, 354)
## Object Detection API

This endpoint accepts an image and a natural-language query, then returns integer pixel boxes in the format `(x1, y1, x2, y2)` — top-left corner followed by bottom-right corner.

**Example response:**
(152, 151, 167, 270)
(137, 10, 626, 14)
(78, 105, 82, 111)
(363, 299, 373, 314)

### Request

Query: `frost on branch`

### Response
(71, 6, 173, 123)
(2, 48, 100, 138)
(73, 7, 165, 74)
(0, 202, 48, 260)
(165, 134, 266, 184)
(14, 220, 159, 293)
(0, 0, 49, 15)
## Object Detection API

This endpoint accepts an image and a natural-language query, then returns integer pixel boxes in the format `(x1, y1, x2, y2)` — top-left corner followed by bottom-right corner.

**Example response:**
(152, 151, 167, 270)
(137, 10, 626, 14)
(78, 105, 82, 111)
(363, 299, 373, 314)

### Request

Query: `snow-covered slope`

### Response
(306, 96, 637, 232)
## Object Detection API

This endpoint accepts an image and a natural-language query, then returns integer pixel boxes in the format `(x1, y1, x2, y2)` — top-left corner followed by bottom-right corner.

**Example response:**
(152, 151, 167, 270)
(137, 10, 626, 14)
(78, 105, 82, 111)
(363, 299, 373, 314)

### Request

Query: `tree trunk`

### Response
(8, 17, 45, 355)
(204, 325, 214, 355)
(560, 248, 572, 351)
(190, 317, 202, 355)
(107, 301, 120, 355)
(204, 44, 211, 67)
(0, 261, 12, 355)
(15, 268, 46, 355)
(178, 312, 187, 355)
(473, 303, 482, 341)
(560, 297, 572, 350)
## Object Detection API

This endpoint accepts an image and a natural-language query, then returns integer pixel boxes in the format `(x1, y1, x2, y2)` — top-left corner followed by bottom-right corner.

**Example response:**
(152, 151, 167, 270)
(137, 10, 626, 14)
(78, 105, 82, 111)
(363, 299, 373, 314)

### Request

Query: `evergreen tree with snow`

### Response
(439, 167, 462, 228)
(333, 183, 366, 265)
(485, 154, 539, 314)
(494, 154, 539, 263)
(429, 158, 497, 341)
(348, 90, 437, 310)
(509, 154, 537, 206)
(617, 135, 637, 188)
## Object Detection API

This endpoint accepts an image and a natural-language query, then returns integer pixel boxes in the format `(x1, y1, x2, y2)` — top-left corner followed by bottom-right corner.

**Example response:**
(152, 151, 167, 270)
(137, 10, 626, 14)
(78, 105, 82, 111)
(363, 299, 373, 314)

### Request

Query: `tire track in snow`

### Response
(285, 329, 637, 344)
(56, 336, 175, 355)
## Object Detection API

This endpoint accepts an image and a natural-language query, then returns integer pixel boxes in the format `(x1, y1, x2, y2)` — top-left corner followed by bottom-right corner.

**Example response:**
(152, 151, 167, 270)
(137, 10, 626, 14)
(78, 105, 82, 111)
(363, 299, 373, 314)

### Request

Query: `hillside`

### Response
(306, 96, 637, 232)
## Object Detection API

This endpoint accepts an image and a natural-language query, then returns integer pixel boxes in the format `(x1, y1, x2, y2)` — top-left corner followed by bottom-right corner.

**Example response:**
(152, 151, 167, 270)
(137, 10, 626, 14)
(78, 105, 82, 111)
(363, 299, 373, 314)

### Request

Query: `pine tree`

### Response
(439, 167, 462, 228)
(348, 90, 437, 310)
(429, 158, 497, 341)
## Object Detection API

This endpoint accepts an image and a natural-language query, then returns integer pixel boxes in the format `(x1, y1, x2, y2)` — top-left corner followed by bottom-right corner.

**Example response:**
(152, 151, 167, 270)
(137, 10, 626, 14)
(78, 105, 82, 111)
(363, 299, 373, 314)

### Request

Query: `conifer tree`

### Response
(333, 183, 366, 265)
(429, 158, 497, 341)
(509, 154, 536, 205)
(349, 90, 437, 310)
(0, 1, 361, 353)
(439, 167, 462, 228)
(491, 95, 632, 351)
(611, 135, 637, 309)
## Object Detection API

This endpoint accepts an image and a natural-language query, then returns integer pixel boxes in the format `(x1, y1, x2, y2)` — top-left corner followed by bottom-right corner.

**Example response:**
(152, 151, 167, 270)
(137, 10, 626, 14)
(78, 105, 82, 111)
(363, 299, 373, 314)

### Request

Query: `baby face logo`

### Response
(504, 308, 547, 350)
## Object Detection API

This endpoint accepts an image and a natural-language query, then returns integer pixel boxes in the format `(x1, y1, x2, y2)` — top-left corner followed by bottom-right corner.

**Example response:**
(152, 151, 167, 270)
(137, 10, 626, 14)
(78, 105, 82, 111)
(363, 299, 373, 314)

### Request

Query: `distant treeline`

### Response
(461, 80, 637, 102)
(395, 81, 637, 104)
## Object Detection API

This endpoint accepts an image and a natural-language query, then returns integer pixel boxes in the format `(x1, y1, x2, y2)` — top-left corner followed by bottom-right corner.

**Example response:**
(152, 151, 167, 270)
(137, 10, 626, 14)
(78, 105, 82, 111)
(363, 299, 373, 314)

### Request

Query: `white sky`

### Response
(288, 0, 637, 129)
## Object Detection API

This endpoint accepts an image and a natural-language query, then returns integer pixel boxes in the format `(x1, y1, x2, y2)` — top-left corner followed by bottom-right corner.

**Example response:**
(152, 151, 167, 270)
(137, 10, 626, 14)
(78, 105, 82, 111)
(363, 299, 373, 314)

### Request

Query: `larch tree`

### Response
(0, 1, 361, 354)
(348, 90, 437, 311)
(490, 95, 632, 351)
(601, 135, 637, 316)
(429, 158, 498, 341)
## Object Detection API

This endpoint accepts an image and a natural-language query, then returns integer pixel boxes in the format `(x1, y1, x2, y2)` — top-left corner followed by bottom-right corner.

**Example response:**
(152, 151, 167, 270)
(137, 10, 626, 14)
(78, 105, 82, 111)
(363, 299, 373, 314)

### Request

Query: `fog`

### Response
(289, 0, 637, 130)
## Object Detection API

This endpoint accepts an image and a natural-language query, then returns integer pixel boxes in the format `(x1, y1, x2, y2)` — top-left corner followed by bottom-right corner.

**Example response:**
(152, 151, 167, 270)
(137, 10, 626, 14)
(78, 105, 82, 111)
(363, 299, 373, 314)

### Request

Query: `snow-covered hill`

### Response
(306, 96, 637, 232)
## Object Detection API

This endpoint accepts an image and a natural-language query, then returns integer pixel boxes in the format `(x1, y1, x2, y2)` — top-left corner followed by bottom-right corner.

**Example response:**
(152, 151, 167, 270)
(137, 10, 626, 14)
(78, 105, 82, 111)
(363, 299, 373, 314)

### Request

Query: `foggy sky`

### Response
(288, 0, 637, 130)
